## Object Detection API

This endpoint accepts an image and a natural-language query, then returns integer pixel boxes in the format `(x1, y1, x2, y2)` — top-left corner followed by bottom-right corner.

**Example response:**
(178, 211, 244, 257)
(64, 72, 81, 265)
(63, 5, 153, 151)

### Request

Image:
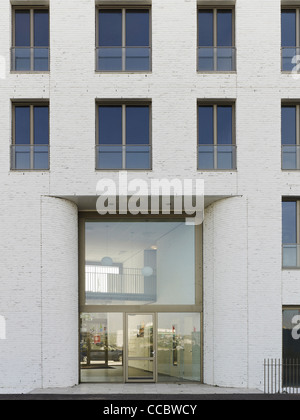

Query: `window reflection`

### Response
(84, 221, 196, 305)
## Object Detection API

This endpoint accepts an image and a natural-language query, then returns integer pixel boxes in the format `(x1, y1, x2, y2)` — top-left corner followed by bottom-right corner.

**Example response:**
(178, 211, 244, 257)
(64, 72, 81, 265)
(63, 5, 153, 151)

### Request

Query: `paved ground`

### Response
(28, 383, 263, 395)
(0, 383, 299, 400)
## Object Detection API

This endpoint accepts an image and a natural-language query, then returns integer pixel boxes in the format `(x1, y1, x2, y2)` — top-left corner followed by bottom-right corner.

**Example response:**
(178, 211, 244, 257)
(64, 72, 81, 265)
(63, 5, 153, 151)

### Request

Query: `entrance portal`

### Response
(80, 312, 201, 383)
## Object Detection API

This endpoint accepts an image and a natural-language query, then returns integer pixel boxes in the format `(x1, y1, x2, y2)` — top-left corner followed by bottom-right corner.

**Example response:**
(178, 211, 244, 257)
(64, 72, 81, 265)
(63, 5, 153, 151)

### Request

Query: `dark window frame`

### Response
(197, 7, 236, 72)
(96, 101, 152, 171)
(11, 101, 50, 171)
(95, 6, 152, 73)
(197, 101, 236, 171)
(11, 6, 50, 72)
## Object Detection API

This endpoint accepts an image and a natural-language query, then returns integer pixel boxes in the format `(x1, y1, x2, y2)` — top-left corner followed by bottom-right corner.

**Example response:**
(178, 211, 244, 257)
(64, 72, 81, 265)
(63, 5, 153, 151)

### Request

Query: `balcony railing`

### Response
(282, 145, 300, 170)
(281, 47, 300, 72)
(96, 47, 151, 72)
(96, 144, 151, 170)
(282, 244, 300, 268)
(85, 267, 156, 301)
(11, 145, 49, 170)
(198, 145, 237, 170)
(198, 47, 236, 72)
(11, 47, 49, 72)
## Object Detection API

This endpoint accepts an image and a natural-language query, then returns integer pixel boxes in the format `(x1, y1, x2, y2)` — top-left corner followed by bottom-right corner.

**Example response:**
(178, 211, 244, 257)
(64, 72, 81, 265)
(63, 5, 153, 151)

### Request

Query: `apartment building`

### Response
(0, 0, 300, 393)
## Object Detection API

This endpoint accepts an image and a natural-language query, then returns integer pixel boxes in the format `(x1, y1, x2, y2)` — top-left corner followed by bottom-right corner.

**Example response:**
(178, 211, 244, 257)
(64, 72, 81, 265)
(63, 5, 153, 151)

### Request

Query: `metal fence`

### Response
(264, 359, 300, 394)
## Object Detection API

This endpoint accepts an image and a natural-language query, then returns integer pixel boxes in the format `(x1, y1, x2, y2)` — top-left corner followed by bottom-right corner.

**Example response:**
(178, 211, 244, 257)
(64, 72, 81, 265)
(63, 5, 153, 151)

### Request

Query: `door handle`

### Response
(152, 351, 156, 357)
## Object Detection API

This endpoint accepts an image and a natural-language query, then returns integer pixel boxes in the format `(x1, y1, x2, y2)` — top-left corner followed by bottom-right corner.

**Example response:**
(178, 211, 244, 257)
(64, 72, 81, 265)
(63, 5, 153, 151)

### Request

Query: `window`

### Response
(198, 8, 235, 71)
(96, 8, 151, 72)
(198, 104, 236, 170)
(81, 220, 199, 306)
(282, 308, 300, 387)
(281, 9, 300, 71)
(12, 8, 49, 71)
(282, 200, 300, 267)
(96, 103, 151, 170)
(11, 103, 49, 170)
(282, 105, 300, 169)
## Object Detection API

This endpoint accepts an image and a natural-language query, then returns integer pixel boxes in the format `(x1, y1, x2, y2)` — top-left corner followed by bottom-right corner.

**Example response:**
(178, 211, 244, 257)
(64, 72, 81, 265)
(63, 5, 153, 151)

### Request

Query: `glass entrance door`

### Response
(126, 313, 156, 382)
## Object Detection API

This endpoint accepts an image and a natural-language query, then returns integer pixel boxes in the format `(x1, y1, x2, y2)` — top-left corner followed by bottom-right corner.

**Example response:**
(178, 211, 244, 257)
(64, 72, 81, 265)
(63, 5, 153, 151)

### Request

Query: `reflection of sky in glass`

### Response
(282, 10, 296, 47)
(282, 202, 297, 243)
(282, 107, 296, 145)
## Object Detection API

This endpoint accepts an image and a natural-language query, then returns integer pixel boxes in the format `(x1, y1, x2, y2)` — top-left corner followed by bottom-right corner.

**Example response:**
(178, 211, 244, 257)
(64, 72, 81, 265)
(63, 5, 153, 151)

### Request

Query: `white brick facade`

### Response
(0, 0, 299, 393)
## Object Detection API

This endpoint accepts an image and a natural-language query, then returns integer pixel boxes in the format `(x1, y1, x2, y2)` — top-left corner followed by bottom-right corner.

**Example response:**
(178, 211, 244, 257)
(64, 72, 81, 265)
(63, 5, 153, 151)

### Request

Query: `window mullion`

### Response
(30, 105, 34, 169)
(214, 105, 218, 169)
(30, 9, 34, 71)
(297, 9, 300, 48)
(214, 9, 217, 70)
(122, 9, 126, 71)
(122, 104, 126, 169)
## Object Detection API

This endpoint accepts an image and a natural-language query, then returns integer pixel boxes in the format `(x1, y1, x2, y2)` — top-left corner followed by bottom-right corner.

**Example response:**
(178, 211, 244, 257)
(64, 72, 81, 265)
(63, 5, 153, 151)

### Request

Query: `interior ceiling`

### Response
(86, 221, 183, 264)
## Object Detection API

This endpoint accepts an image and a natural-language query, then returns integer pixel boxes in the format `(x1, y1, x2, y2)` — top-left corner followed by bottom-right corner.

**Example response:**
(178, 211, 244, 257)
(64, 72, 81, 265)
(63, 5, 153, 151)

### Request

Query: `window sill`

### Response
(95, 169, 153, 172)
(197, 71, 237, 74)
(10, 71, 50, 74)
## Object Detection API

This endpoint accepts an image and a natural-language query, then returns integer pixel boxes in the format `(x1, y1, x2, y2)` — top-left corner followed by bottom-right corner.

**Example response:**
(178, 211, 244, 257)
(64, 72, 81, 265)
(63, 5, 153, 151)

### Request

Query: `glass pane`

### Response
(282, 309, 300, 387)
(34, 145, 49, 170)
(15, 10, 30, 47)
(34, 11, 49, 47)
(282, 10, 296, 47)
(198, 10, 213, 46)
(99, 10, 122, 47)
(126, 47, 150, 71)
(15, 107, 30, 145)
(217, 47, 234, 71)
(128, 314, 153, 358)
(282, 47, 297, 72)
(34, 107, 49, 144)
(198, 145, 214, 169)
(84, 222, 196, 306)
(282, 201, 297, 243)
(13, 48, 31, 71)
(80, 313, 124, 383)
(282, 146, 297, 170)
(128, 361, 154, 380)
(99, 106, 122, 145)
(198, 47, 214, 71)
(14, 145, 30, 169)
(283, 245, 298, 267)
(217, 106, 232, 145)
(126, 106, 149, 145)
(198, 106, 214, 145)
(97, 47, 122, 71)
(282, 107, 296, 145)
(34, 48, 49, 71)
(217, 10, 233, 47)
(126, 146, 150, 169)
(126, 10, 149, 47)
(97, 146, 123, 169)
(157, 313, 201, 382)
(217, 145, 234, 169)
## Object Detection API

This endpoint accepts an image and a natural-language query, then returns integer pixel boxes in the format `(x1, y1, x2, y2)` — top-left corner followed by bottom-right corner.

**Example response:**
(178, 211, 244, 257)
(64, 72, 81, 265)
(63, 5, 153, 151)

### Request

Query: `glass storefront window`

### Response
(157, 313, 201, 382)
(84, 221, 196, 306)
(80, 313, 124, 383)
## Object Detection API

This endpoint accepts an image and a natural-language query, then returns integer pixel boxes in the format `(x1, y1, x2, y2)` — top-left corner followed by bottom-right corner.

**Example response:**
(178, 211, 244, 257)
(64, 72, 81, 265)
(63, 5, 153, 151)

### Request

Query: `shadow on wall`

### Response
(0, 316, 6, 340)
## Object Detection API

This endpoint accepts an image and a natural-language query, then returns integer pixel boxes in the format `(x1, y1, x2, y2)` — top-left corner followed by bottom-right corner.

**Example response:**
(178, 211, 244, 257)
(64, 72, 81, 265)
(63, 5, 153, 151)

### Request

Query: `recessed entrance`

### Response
(79, 215, 202, 384)
(80, 312, 201, 383)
